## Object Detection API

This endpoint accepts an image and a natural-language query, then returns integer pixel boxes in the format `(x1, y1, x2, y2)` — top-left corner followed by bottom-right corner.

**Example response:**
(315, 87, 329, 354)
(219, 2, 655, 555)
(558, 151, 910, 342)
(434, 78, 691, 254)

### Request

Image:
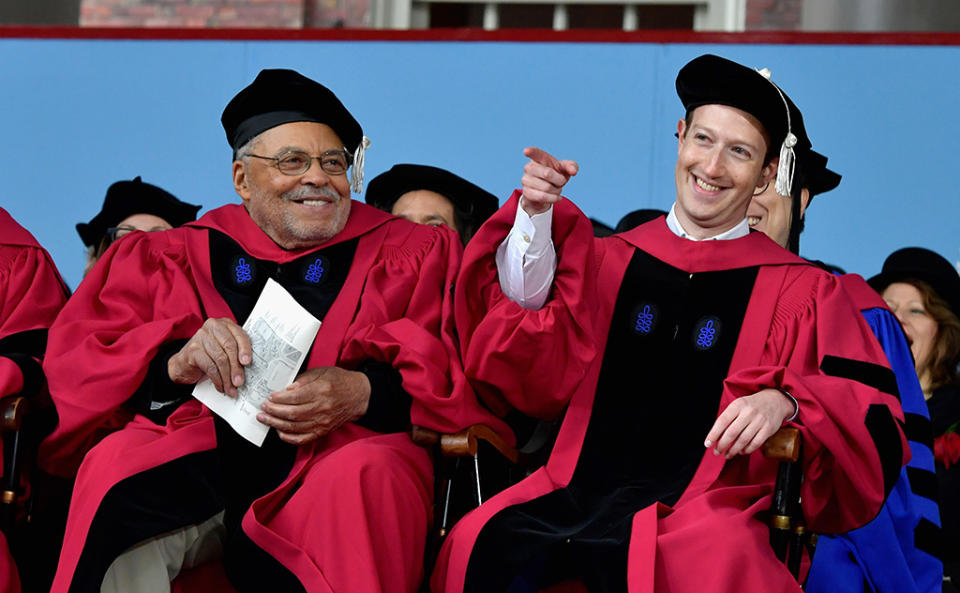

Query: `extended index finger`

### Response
(524, 146, 564, 173)
(523, 146, 579, 178)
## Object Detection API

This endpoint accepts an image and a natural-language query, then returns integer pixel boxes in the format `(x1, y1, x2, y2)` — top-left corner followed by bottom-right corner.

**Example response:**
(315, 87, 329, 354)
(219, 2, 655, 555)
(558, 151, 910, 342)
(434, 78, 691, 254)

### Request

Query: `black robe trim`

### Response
(906, 466, 939, 503)
(69, 451, 224, 593)
(903, 412, 935, 450)
(864, 403, 905, 498)
(913, 517, 943, 560)
(0, 328, 48, 358)
(0, 328, 49, 399)
(464, 249, 759, 593)
(819, 355, 899, 400)
(224, 529, 307, 593)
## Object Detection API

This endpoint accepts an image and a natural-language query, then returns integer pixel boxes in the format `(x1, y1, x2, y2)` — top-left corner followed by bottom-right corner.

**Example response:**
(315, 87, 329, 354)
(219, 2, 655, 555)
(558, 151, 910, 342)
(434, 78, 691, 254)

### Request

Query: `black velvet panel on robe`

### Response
(465, 249, 759, 593)
(70, 230, 359, 593)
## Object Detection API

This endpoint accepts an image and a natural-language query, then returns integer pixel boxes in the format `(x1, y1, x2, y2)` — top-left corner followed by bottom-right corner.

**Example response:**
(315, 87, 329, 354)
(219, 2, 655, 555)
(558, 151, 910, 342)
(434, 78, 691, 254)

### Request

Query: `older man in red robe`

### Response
(40, 69, 508, 593)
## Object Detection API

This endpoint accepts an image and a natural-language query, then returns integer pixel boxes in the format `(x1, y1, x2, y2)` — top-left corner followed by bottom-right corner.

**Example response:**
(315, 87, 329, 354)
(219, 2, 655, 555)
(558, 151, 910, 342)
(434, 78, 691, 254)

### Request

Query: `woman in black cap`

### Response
(77, 176, 201, 276)
(870, 246, 960, 589)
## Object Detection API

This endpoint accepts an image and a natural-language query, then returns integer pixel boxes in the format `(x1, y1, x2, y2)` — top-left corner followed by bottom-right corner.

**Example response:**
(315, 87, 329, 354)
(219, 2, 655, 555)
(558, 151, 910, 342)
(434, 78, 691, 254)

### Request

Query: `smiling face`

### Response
(674, 104, 777, 240)
(747, 182, 811, 248)
(883, 281, 940, 377)
(233, 121, 352, 250)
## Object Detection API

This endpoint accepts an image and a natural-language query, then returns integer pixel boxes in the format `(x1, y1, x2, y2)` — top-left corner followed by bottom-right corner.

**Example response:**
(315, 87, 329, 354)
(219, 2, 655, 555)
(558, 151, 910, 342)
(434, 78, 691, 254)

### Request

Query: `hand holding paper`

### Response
(191, 278, 322, 446)
(258, 366, 371, 445)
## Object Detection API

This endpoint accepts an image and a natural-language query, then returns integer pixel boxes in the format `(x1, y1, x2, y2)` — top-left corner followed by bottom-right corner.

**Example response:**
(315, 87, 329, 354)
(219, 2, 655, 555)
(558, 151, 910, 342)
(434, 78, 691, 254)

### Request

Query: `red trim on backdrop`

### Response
(0, 26, 959, 45)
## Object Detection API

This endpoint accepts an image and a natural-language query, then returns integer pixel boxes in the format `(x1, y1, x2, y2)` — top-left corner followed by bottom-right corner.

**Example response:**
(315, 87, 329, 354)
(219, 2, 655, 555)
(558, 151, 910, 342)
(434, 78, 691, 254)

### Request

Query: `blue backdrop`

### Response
(0, 36, 956, 290)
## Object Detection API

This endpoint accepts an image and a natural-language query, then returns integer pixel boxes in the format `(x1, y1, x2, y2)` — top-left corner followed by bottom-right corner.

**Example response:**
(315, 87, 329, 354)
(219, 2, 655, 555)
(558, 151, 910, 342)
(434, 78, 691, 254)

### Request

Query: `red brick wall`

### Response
(80, 0, 305, 28)
(746, 0, 804, 30)
(304, 0, 369, 28)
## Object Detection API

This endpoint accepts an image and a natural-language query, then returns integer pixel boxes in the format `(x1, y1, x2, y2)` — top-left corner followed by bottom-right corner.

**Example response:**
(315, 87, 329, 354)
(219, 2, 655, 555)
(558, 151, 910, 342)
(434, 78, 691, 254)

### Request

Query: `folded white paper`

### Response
(192, 278, 321, 446)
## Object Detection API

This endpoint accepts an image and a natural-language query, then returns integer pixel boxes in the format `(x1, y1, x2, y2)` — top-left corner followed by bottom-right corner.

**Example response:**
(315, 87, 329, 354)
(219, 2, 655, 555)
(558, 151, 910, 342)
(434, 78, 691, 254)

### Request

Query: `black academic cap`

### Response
(868, 247, 960, 317)
(365, 164, 499, 226)
(677, 54, 810, 197)
(615, 209, 667, 233)
(76, 176, 200, 247)
(800, 150, 841, 198)
(221, 69, 363, 155)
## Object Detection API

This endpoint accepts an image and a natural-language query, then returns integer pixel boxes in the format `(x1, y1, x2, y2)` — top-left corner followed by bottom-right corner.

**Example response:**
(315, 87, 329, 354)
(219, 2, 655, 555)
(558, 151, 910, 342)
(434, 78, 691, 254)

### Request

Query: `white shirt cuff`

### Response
(495, 202, 557, 309)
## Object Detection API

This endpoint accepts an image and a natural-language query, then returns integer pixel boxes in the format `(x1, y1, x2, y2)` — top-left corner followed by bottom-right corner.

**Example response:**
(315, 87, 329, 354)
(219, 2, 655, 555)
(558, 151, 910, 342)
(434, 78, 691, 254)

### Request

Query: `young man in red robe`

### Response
(0, 207, 70, 593)
(431, 54, 909, 593)
(39, 69, 510, 593)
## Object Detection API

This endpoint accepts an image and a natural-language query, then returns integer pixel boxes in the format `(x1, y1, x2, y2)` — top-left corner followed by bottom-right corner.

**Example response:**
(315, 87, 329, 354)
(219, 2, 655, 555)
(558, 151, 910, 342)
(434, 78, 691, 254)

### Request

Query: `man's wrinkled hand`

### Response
(258, 366, 371, 446)
(167, 318, 252, 397)
(703, 388, 795, 459)
(520, 146, 579, 216)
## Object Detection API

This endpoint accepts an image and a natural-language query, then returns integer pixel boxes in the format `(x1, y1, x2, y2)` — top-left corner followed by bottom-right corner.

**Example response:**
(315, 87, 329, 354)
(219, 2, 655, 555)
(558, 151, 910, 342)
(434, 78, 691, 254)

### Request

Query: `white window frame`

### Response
(371, 0, 746, 32)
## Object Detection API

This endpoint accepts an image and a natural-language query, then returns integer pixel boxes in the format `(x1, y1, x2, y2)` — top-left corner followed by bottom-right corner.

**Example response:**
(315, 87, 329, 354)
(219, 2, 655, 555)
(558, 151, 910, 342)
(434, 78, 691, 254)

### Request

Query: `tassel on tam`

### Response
(755, 66, 797, 198)
(350, 136, 371, 194)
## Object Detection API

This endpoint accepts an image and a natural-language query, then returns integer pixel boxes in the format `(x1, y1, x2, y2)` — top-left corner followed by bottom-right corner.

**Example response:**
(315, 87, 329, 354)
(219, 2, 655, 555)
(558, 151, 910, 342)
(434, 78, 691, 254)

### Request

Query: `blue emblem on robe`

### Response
(233, 256, 254, 286)
(631, 303, 658, 335)
(692, 316, 721, 350)
(302, 256, 329, 285)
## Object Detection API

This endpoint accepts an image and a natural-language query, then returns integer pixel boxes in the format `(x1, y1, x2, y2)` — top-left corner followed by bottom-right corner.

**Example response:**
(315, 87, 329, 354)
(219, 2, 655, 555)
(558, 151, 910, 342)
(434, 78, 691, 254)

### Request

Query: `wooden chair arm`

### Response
(410, 425, 441, 447)
(440, 425, 520, 465)
(763, 426, 801, 463)
(0, 396, 28, 432)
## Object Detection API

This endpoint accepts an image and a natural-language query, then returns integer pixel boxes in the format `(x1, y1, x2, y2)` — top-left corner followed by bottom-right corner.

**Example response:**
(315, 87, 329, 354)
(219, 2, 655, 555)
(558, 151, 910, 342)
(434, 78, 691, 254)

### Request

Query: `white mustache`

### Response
(283, 186, 341, 202)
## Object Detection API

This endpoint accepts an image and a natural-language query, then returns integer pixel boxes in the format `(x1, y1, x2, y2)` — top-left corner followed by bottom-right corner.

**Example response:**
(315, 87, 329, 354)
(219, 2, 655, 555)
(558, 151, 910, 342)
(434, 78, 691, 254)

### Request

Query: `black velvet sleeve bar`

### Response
(354, 359, 412, 434)
(128, 339, 193, 423)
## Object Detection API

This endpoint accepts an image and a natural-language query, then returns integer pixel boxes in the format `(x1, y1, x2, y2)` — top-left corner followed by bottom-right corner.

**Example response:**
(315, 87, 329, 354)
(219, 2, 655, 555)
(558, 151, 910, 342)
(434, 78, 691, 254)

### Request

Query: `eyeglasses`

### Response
(244, 149, 351, 176)
(105, 225, 169, 242)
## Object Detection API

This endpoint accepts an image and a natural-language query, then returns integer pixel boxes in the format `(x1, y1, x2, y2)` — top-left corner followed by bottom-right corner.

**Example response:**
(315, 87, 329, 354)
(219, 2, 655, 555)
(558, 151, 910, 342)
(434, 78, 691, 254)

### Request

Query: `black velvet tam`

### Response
(869, 247, 960, 317)
(800, 149, 841, 197)
(221, 68, 362, 153)
(364, 164, 499, 225)
(676, 54, 810, 156)
(76, 176, 200, 247)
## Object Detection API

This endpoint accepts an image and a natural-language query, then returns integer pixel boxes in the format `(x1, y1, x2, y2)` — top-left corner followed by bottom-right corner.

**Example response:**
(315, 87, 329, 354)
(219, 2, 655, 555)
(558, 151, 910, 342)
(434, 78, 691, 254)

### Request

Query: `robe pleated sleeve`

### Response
(721, 267, 910, 533)
(39, 230, 206, 476)
(0, 242, 69, 399)
(455, 191, 598, 419)
(337, 218, 514, 440)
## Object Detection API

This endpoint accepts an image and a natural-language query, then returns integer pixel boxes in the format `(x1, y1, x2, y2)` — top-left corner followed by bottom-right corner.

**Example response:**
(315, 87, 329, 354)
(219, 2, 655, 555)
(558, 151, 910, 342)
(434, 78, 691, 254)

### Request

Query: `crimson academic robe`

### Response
(39, 202, 510, 593)
(0, 207, 70, 593)
(432, 192, 909, 593)
(805, 274, 942, 593)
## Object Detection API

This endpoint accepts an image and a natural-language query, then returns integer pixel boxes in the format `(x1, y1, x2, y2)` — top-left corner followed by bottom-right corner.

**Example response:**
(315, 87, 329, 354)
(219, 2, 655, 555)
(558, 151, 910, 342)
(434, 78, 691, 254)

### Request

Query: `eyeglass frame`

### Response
(104, 225, 170, 243)
(242, 148, 353, 177)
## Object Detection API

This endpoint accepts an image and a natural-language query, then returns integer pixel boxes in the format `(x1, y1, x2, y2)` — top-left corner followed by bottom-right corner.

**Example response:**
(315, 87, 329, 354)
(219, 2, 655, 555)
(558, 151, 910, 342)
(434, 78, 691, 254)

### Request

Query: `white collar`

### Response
(665, 204, 750, 241)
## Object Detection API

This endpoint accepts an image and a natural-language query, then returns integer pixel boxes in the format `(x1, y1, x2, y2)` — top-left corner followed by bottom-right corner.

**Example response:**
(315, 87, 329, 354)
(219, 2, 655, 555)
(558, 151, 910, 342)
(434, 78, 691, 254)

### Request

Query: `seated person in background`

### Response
(431, 54, 908, 593)
(39, 68, 508, 593)
(589, 218, 614, 237)
(870, 247, 960, 591)
(750, 154, 942, 593)
(0, 207, 70, 593)
(77, 176, 200, 276)
(365, 164, 499, 245)
(614, 208, 667, 233)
